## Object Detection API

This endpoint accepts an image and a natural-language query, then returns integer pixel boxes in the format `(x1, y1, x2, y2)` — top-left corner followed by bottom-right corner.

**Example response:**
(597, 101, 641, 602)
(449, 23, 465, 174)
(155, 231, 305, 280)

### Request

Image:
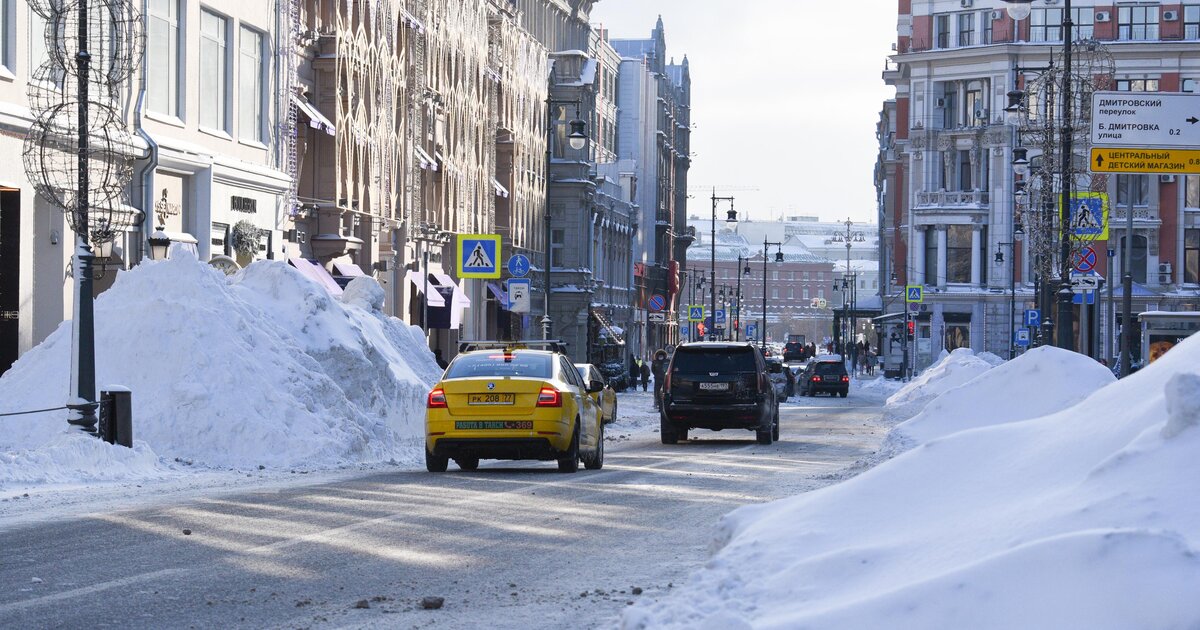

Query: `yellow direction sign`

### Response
(1089, 147, 1200, 175)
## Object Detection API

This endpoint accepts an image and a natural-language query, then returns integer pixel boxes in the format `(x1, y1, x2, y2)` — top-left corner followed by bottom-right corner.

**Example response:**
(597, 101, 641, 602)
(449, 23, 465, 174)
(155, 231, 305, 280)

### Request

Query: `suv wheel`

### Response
(839, 391, 848, 398)
(772, 407, 780, 441)
(756, 427, 773, 445)
(558, 422, 581, 473)
(425, 449, 449, 473)
(660, 416, 679, 445)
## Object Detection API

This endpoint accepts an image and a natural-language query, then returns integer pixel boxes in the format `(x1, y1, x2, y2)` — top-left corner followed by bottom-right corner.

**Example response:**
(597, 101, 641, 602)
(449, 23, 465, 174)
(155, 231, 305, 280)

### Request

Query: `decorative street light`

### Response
(710, 190, 736, 341)
(831, 218, 865, 359)
(542, 98, 588, 340)
(761, 238, 783, 349)
(735, 256, 750, 341)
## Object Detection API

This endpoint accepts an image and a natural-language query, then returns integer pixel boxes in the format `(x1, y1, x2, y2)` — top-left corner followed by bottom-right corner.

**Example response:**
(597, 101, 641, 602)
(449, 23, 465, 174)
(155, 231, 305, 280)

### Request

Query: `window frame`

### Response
(935, 14, 951, 49)
(1185, 228, 1200, 284)
(1118, 5, 1159, 41)
(198, 7, 231, 134)
(957, 12, 975, 47)
(1186, 5, 1200, 39)
(147, 0, 182, 118)
(237, 24, 266, 144)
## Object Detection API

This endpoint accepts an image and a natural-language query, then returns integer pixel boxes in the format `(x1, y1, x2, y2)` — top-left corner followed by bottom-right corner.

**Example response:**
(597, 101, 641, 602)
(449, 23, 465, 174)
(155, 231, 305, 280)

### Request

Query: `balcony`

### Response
(914, 189, 990, 210)
(1110, 206, 1161, 226)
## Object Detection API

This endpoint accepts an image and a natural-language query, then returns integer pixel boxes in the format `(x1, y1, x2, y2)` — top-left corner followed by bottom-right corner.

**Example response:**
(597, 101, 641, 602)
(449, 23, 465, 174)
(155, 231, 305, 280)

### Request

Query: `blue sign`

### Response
(688, 306, 705, 322)
(457, 234, 501, 279)
(1072, 291, 1096, 305)
(905, 285, 923, 303)
(681, 326, 690, 339)
(1016, 328, 1032, 347)
(506, 278, 531, 313)
(714, 309, 726, 325)
(1065, 193, 1108, 240)
(746, 323, 757, 340)
(507, 254, 531, 278)
(1024, 309, 1042, 328)
(648, 294, 667, 312)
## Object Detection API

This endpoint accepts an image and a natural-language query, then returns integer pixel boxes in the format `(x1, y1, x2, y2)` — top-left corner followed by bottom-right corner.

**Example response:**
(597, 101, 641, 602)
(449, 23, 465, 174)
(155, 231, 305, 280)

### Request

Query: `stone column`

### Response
(971, 225, 982, 286)
(936, 225, 948, 288)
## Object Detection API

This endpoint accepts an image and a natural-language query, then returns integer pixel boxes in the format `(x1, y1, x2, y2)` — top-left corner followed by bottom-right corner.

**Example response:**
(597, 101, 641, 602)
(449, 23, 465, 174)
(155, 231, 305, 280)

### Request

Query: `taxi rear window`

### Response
(444, 352, 553, 379)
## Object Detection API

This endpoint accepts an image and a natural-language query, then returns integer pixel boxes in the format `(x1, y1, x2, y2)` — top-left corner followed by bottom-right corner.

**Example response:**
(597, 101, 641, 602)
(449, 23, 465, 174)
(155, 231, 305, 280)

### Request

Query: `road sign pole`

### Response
(1120, 178, 1135, 377)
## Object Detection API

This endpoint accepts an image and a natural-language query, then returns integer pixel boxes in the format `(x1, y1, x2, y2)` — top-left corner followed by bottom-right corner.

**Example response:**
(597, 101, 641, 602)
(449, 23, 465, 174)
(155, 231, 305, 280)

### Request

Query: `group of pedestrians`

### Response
(629, 351, 670, 408)
(852, 340, 877, 376)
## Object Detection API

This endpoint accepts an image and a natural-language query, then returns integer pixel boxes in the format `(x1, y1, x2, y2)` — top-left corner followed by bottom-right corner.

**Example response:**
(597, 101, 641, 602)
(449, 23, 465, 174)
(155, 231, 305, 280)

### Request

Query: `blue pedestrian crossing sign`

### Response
(507, 254, 530, 278)
(688, 305, 705, 322)
(714, 309, 726, 325)
(746, 323, 757, 340)
(1063, 192, 1109, 240)
(1016, 328, 1032, 347)
(1024, 309, 1041, 328)
(457, 234, 502, 279)
(905, 285, 923, 303)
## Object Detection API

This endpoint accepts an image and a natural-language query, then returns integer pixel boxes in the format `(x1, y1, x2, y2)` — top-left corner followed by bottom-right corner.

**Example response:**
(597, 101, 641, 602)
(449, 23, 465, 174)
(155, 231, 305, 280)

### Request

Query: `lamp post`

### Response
(736, 256, 750, 341)
(542, 98, 588, 340)
(1003, 0, 1076, 350)
(710, 191, 737, 341)
(996, 232, 1022, 358)
(761, 238, 784, 350)
(831, 218, 865, 362)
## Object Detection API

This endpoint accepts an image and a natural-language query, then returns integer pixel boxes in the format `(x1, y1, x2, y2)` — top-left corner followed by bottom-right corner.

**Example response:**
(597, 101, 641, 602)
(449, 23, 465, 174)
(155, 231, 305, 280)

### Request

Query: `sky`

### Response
(589, 1, 897, 224)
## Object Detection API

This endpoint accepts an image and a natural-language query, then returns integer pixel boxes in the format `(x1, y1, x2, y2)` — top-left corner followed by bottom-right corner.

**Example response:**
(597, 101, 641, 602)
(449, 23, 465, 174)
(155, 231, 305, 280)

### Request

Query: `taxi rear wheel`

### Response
(425, 449, 449, 473)
(455, 457, 479, 472)
(557, 422, 580, 473)
(583, 424, 604, 470)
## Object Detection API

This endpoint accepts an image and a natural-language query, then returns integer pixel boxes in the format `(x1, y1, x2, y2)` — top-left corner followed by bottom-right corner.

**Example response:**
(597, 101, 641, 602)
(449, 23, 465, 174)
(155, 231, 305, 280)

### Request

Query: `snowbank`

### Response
(624, 337, 1200, 629)
(893, 346, 1115, 447)
(0, 254, 440, 488)
(884, 348, 995, 422)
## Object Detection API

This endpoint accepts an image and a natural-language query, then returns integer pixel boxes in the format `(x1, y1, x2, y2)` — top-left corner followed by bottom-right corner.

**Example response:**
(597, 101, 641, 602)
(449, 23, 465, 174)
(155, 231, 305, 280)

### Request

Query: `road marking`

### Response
(0, 568, 186, 615)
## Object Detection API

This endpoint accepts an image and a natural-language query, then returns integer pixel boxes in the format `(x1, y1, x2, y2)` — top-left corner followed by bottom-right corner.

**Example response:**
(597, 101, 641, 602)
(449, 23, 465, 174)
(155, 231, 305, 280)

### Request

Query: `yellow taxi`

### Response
(575, 363, 617, 424)
(425, 341, 604, 473)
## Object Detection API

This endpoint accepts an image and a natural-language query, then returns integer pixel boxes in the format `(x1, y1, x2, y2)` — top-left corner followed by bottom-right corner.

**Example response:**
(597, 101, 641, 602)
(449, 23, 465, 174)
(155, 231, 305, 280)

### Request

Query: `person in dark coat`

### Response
(640, 360, 651, 392)
(433, 349, 449, 369)
(629, 356, 639, 387)
(651, 350, 668, 408)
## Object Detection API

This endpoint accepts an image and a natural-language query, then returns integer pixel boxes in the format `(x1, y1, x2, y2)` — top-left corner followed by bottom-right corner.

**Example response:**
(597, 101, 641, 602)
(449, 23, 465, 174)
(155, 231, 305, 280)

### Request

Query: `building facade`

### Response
(881, 0, 1200, 369)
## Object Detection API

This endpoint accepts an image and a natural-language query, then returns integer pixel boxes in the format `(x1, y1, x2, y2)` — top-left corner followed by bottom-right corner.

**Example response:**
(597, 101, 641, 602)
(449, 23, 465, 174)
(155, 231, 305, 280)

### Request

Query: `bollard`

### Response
(98, 388, 133, 448)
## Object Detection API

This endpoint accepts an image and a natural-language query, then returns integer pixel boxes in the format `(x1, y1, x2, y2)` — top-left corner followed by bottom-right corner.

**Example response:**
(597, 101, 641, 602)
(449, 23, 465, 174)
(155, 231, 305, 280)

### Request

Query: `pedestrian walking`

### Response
(640, 359, 651, 392)
(651, 350, 668, 408)
(629, 355, 639, 389)
(433, 349, 448, 369)
(866, 350, 877, 376)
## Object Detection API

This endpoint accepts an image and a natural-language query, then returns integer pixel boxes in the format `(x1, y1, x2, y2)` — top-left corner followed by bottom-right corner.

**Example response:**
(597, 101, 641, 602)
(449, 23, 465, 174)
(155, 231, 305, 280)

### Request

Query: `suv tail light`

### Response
(427, 388, 447, 408)
(536, 387, 562, 407)
(840, 375, 850, 383)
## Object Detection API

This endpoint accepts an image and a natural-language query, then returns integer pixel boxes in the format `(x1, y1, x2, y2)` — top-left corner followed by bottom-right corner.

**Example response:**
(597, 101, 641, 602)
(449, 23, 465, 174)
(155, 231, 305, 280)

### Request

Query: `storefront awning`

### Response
(492, 178, 510, 198)
(414, 146, 438, 171)
(332, 261, 367, 277)
(406, 270, 446, 307)
(291, 94, 335, 136)
(288, 257, 343, 295)
(592, 311, 625, 345)
(487, 281, 508, 307)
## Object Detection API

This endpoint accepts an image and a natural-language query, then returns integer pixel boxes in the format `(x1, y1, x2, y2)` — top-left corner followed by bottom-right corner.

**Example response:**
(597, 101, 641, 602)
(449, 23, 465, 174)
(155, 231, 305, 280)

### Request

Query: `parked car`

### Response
(425, 341, 604, 473)
(798, 357, 850, 398)
(575, 363, 618, 424)
(783, 335, 806, 362)
(660, 342, 779, 445)
(764, 356, 794, 402)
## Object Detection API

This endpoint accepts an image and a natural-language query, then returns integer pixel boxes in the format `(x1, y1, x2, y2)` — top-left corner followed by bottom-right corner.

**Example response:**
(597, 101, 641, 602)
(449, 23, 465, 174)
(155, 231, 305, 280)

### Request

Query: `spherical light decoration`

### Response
(1003, 0, 1033, 21)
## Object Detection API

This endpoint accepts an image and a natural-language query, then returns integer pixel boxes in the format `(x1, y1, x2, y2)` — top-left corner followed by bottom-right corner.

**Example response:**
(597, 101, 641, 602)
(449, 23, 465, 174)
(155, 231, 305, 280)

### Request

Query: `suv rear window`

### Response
(445, 352, 554, 379)
(814, 362, 846, 376)
(671, 348, 757, 373)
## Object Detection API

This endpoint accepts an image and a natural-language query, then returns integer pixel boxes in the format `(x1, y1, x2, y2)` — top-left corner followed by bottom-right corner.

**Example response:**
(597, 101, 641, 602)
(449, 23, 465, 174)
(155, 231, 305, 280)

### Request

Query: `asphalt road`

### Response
(0, 391, 889, 630)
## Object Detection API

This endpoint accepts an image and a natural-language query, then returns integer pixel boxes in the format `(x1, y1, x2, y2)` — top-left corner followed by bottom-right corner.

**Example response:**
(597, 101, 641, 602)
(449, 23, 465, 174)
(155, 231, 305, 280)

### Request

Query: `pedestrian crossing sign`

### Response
(905, 285, 923, 303)
(1062, 192, 1109, 241)
(688, 305, 705, 322)
(457, 234, 502, 279)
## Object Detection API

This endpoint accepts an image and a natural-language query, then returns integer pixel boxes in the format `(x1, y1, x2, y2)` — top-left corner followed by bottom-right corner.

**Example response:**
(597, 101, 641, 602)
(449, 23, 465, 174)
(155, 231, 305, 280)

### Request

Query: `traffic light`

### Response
(906, 320, 915, 339)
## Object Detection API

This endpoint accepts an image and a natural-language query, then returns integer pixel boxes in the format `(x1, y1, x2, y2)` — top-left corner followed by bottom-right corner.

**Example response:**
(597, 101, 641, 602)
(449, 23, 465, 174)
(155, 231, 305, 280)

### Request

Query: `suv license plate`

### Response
(824, 376, 838, 382)
(699, 382, 729, 391)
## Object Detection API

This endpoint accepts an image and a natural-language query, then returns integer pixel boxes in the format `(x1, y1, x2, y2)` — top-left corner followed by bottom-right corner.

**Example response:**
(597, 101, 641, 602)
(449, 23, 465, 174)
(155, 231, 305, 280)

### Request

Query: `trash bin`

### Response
(98, 388, 133, 448)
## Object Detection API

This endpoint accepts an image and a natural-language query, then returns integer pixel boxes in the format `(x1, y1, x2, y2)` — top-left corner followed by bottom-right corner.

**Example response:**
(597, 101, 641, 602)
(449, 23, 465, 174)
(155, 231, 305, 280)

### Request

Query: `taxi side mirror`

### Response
(587, 381, 605, 394)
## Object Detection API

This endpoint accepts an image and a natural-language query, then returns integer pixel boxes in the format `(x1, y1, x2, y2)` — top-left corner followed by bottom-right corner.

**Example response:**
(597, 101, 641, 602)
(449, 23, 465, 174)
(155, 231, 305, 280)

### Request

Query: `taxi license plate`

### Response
(699, 382, 729, 391)
(468, 393, 516, 405)
(455, 421, 533, 430)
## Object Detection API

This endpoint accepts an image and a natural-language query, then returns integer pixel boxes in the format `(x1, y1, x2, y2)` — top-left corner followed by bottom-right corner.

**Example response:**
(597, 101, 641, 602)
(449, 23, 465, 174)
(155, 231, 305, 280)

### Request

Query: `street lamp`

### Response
(735, 256, 750, 341)
(710, 191, 736, 342)
(542, 98, 588, 340)
(761, 238, 783, 350)
(832, 218, 865, 361)
(1003, 0, 1076, 351)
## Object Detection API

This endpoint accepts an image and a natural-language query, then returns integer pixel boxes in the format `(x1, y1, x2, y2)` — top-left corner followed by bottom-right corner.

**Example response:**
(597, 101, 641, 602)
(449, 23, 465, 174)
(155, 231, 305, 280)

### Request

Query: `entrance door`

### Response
(0, 191, 19, 375)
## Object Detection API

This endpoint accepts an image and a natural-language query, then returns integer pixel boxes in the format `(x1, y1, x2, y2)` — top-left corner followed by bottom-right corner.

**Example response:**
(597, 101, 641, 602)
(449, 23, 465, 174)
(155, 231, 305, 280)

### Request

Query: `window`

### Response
(1116, 78, 1159, 92)
(803, 271, 810, 281)
(0, 0, 11, 70)
(1186, 229, 1200, 284)
(148, 0, 180, 116)
(957, 150, 972, 191)
(199, 9, 229, 131)
(1121, 235, 1148, 283)
(957, 12, 974, 47)
(1031, 8, 1094, 41)
(788, 287, 795, 299)
(817, 271, 824, 281)
(1118, 5, 1159, 41)
(818, 288, 825, 299)
(1116, 175, 1150, 206)
(802, 288, 810, 300)
(1187, 176, 1200, 207)
(29, 10, 64, 85)
(772, 287, 779, 299)
(925, 227, 939, 283)
(936, 14, 951, 48)
(1187, 6, 1200, 39)
(1184, 79, 1199, 93)
(942, 84, 958, 129)
(772, 270, 779, 280)
(238, 26, 265, 142)
(981, 10, 993, 44)
(946, 225, 972, 284)
(551, 228, 564, 268)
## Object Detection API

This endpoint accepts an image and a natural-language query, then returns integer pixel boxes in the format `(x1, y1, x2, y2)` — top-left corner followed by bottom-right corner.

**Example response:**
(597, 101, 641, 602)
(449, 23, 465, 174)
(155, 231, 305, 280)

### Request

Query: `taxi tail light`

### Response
(427, 388, 448, 408)
(536, 387, 562, 407)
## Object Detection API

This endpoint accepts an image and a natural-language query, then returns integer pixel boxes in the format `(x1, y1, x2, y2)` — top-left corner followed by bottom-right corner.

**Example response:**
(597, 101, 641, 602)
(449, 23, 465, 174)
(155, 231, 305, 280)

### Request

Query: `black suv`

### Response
(660, 342, 779, 445)
(798, 358, 850, 397)
(783, 341, 806, 362)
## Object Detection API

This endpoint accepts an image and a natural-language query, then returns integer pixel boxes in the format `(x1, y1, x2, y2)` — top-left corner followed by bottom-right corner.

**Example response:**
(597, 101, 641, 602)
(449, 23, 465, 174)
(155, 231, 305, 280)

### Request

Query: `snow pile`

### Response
(884, 348, 995, 422)
(623, 336, 1200, 629)
(0, 254, 440, 487)
(892, 346, 1115, 447)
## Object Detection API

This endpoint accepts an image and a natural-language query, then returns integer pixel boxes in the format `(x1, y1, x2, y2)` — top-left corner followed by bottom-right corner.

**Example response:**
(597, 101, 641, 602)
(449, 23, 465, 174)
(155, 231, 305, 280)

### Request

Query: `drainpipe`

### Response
(132, 0, 158, 263)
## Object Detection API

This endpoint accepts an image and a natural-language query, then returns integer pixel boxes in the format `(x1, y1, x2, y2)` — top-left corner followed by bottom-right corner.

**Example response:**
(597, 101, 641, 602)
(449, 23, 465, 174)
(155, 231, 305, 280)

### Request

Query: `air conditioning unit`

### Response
(1164, 10, 1179, 21)
(960, 0, 973, 7)
(1160, 262, 1173, 275)
(975, 107, 989, 122)
(990, 10, 1003, 20)
(935, 97, 947, 108)
(1096, 11, 1111, 22)
(1160, 174, 1177, 183)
